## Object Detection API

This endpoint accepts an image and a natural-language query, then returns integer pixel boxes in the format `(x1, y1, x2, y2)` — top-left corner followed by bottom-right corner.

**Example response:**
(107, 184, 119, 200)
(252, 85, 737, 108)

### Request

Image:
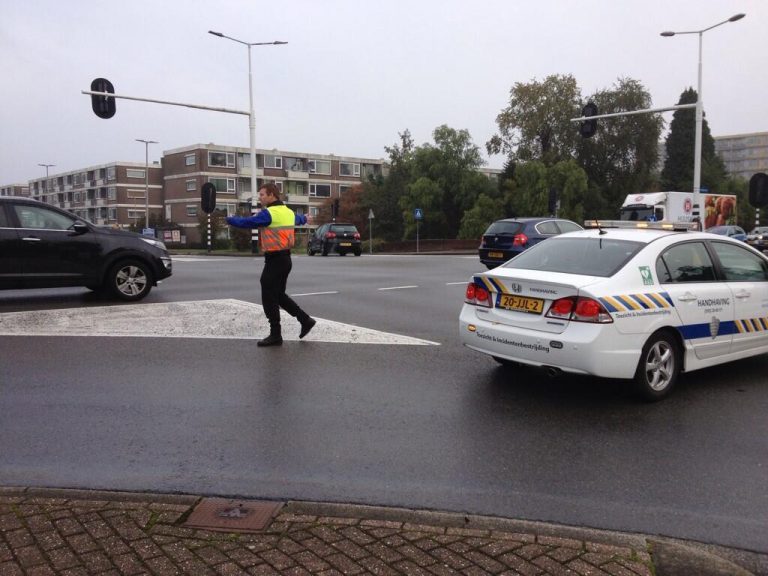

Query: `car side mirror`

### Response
(71, 222, 90, 235)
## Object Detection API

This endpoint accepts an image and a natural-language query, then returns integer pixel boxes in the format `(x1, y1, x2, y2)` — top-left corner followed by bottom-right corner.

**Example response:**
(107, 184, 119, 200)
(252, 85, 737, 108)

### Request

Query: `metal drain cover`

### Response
(183, 498, 284, 533)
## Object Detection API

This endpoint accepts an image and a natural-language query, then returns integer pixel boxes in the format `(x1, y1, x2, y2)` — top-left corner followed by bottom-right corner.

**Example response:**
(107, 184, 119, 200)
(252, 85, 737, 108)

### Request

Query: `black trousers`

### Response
(260, 250, 309, 333)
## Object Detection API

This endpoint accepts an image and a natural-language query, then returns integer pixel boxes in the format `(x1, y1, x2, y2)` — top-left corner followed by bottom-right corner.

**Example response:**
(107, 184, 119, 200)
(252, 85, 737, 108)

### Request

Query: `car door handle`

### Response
(21, 237, 41, 242)
(734, 290, 751, 299)
(677, 292, 697, 302)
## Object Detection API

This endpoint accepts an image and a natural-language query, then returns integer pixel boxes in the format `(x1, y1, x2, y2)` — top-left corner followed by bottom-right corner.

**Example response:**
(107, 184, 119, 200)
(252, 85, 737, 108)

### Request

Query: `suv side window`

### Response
(556, 220, 582, 233)
(0, 205, 10, 228)
(14, 204, 75, 231)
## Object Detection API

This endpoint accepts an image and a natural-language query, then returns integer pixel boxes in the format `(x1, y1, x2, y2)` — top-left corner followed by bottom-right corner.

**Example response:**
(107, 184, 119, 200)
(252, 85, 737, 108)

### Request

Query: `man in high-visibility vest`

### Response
(226, 183, 316, 346)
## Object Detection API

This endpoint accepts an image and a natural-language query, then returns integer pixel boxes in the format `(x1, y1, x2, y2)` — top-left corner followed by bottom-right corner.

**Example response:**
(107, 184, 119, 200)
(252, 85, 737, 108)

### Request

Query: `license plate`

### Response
(340, 242, 352, 247)
(497, 294, 544, 314)
(488, 251, 504, 259)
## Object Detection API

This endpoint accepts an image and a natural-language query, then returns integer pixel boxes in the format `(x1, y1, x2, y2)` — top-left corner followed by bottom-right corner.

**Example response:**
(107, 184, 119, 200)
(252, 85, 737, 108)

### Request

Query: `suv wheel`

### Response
(321, 242, 329, 256)
(107, 259, 153, 301)
(307, 243, 315, 256)
(354, 250, 361, 256)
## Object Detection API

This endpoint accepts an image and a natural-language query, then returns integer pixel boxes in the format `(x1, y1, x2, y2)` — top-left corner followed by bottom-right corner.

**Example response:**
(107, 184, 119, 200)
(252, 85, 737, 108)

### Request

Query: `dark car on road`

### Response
(478, 217, 583, 268)
(0, 196, 172, 301)
(746, 226, 768, 252)
(307, 222, 362, 256)
(707, 225, 747, 242)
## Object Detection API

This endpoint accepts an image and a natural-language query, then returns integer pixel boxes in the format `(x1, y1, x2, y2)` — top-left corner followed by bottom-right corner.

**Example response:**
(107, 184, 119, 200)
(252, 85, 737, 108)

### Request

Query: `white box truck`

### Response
(619, 191, 737, 228)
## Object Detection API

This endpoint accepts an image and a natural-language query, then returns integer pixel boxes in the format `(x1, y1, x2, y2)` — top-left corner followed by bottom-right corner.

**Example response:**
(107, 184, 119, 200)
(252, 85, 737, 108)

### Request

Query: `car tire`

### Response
(307, 243, 314, 256)
(106, 259, 153, 302)
(633, 330, 681, 401)
(321, 243, 329, 256)
(339, 251, 346, 256)
(354, 250, 361, 256)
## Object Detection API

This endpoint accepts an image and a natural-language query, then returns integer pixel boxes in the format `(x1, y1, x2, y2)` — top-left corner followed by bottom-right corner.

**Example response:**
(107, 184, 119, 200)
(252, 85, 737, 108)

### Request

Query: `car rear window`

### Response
(503, 237, 644, 277)
(484, 221, 523, 235)
(331, 225, 358, 233)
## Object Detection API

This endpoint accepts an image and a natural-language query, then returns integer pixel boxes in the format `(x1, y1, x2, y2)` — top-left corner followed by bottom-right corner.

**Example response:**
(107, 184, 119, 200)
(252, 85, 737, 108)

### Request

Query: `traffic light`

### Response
(90, 78, 116, 119)
(749, 173, 768, 208)
(580, 102, 598, 139)
(201, 182, 217, 214)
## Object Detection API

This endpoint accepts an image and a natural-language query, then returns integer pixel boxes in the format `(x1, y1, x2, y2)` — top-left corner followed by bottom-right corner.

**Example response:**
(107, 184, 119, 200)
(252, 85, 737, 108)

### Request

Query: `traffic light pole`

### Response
(82, 90, 250, 117)
(571, 103, 695, 123)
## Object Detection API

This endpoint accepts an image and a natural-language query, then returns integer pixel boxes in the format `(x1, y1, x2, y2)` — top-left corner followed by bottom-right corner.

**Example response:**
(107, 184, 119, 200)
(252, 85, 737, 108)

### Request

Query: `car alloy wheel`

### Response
(108, 259, 153, 301)
(634, 331, 680, 401)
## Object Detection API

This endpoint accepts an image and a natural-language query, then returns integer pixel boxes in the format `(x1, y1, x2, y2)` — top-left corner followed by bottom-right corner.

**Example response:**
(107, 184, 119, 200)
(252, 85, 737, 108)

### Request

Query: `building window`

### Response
(308, 159, 331, 175)
(108, 187, 117, 200)
(309, 206, 320, 217)
(127, 189, 146, 199)
(186, 180, 197, 191)
(107, 167, 116, 181)
(127, 209, 146, 220)
(126, 169, 146, 179)
(186, 205, 198, 217)
(73, 173, 83, 185)
(339, 185, 352, 195)
(109, 208, 117, 220)
(209, 178, 236, 193)
(209, 151, 235, 168)
(265, 155, 283, 169)
(339, 162, 360, 177)
(309, 183, 331, 198)
(74, 192, 80, 202)
(185, 154, 196, 166)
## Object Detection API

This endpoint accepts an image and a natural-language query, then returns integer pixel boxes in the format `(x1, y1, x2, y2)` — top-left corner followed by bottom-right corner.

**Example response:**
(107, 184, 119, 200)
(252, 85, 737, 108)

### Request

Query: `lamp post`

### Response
(661, 13, 745, 231)
(135, 139, 158, 231)
(38, 163, 55, 200)
(208, 31, 287, 206)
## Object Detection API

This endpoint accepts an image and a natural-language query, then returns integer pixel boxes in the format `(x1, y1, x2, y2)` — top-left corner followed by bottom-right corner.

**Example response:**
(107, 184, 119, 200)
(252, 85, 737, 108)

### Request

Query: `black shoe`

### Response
(299, 318, 316, 339)
(257, 333, 283, 347)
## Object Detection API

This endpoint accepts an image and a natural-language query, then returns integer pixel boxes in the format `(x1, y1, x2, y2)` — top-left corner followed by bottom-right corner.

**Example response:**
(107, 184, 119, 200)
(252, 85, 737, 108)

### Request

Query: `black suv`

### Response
(307, 222, 362, 256)
(0, 196, 172, 301)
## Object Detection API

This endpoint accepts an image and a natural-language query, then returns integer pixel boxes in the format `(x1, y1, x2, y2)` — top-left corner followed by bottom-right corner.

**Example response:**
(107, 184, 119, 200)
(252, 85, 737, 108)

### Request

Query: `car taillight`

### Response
(512, 233, 528, 247)
(465, 282, 492, 307)
(546, 296, 612, 323)
(353, 232, 360, 239)
(325, 231, 336, 239)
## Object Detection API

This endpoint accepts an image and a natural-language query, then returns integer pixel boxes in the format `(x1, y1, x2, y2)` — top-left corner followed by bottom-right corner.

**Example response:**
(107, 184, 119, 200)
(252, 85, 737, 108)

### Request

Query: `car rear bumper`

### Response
(459, 305, 641, 379)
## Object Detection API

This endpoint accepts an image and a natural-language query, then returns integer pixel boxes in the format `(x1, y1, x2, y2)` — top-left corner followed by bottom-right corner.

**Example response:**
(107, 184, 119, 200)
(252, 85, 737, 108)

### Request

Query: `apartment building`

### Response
(0, 184, 29, 197)
(26, 162, 163, 227)
(162, 144, 385, 242)
(714, 131, 768, 181)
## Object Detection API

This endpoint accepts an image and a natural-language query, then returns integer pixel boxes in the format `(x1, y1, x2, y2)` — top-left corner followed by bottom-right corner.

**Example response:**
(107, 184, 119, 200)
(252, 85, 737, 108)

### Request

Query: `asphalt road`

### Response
(1, 253, 767, 553)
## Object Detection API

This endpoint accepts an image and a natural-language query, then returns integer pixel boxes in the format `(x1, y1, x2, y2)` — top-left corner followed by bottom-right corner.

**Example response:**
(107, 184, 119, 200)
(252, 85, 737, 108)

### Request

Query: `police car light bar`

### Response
(583, 220, 698, 232)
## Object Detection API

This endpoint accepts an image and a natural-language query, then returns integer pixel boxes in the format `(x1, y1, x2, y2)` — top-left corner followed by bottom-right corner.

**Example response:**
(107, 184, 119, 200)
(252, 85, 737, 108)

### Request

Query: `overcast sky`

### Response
(2, 0, 765, 185)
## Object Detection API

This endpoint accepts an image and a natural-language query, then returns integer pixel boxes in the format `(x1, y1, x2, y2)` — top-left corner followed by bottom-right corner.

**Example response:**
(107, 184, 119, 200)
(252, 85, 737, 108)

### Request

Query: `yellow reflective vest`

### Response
(260, 204, 296, 252)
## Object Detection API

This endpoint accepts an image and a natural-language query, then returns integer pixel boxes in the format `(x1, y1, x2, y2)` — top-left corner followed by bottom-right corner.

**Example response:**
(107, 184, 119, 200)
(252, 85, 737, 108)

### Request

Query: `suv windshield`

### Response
(484, 221, 523, 235)
(503, 237, 644, 277)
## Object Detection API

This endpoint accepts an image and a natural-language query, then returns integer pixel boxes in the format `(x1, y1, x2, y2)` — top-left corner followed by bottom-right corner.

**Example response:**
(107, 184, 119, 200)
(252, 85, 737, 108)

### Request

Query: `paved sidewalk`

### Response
(1, 488, 764, 576)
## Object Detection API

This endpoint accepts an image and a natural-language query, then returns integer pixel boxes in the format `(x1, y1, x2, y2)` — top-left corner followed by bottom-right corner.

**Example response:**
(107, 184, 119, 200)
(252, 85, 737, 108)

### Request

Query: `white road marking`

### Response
(0, 299, 439, 345)
(446, 281, 468, 285)
(290, 291, 339, 297)
(378, 285, 419, 291)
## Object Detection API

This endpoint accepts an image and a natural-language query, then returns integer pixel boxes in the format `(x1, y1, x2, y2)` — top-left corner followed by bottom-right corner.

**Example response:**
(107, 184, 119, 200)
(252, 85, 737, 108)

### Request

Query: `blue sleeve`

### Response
(295, 213, 307, 225)
(226, 211, 272, 228)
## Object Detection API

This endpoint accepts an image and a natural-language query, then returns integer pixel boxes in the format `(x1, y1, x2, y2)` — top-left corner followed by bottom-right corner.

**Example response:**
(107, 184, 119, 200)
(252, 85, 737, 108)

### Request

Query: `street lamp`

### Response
(38, 163, 55, 199)
(208, 31, 287, 206)
(136, 139, 158, 231)
(661, 13, 745, 230)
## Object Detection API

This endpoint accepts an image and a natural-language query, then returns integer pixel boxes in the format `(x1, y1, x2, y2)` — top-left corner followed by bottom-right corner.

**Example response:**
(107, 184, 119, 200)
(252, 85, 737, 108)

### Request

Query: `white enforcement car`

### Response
(459, 221, 768, 400)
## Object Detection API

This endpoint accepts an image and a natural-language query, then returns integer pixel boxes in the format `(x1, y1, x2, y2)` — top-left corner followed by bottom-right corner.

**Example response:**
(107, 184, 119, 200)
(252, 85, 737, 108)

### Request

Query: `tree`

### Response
(577, 78, 663, 215)
(661, 88, 727, 192)
(487, 74, 581, 165)
(458, 193, 504, 239)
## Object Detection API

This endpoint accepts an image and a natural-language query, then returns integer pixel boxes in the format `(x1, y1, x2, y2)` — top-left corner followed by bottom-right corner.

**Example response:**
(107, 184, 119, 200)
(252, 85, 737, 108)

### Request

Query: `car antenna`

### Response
(590, 219, 607, 235)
